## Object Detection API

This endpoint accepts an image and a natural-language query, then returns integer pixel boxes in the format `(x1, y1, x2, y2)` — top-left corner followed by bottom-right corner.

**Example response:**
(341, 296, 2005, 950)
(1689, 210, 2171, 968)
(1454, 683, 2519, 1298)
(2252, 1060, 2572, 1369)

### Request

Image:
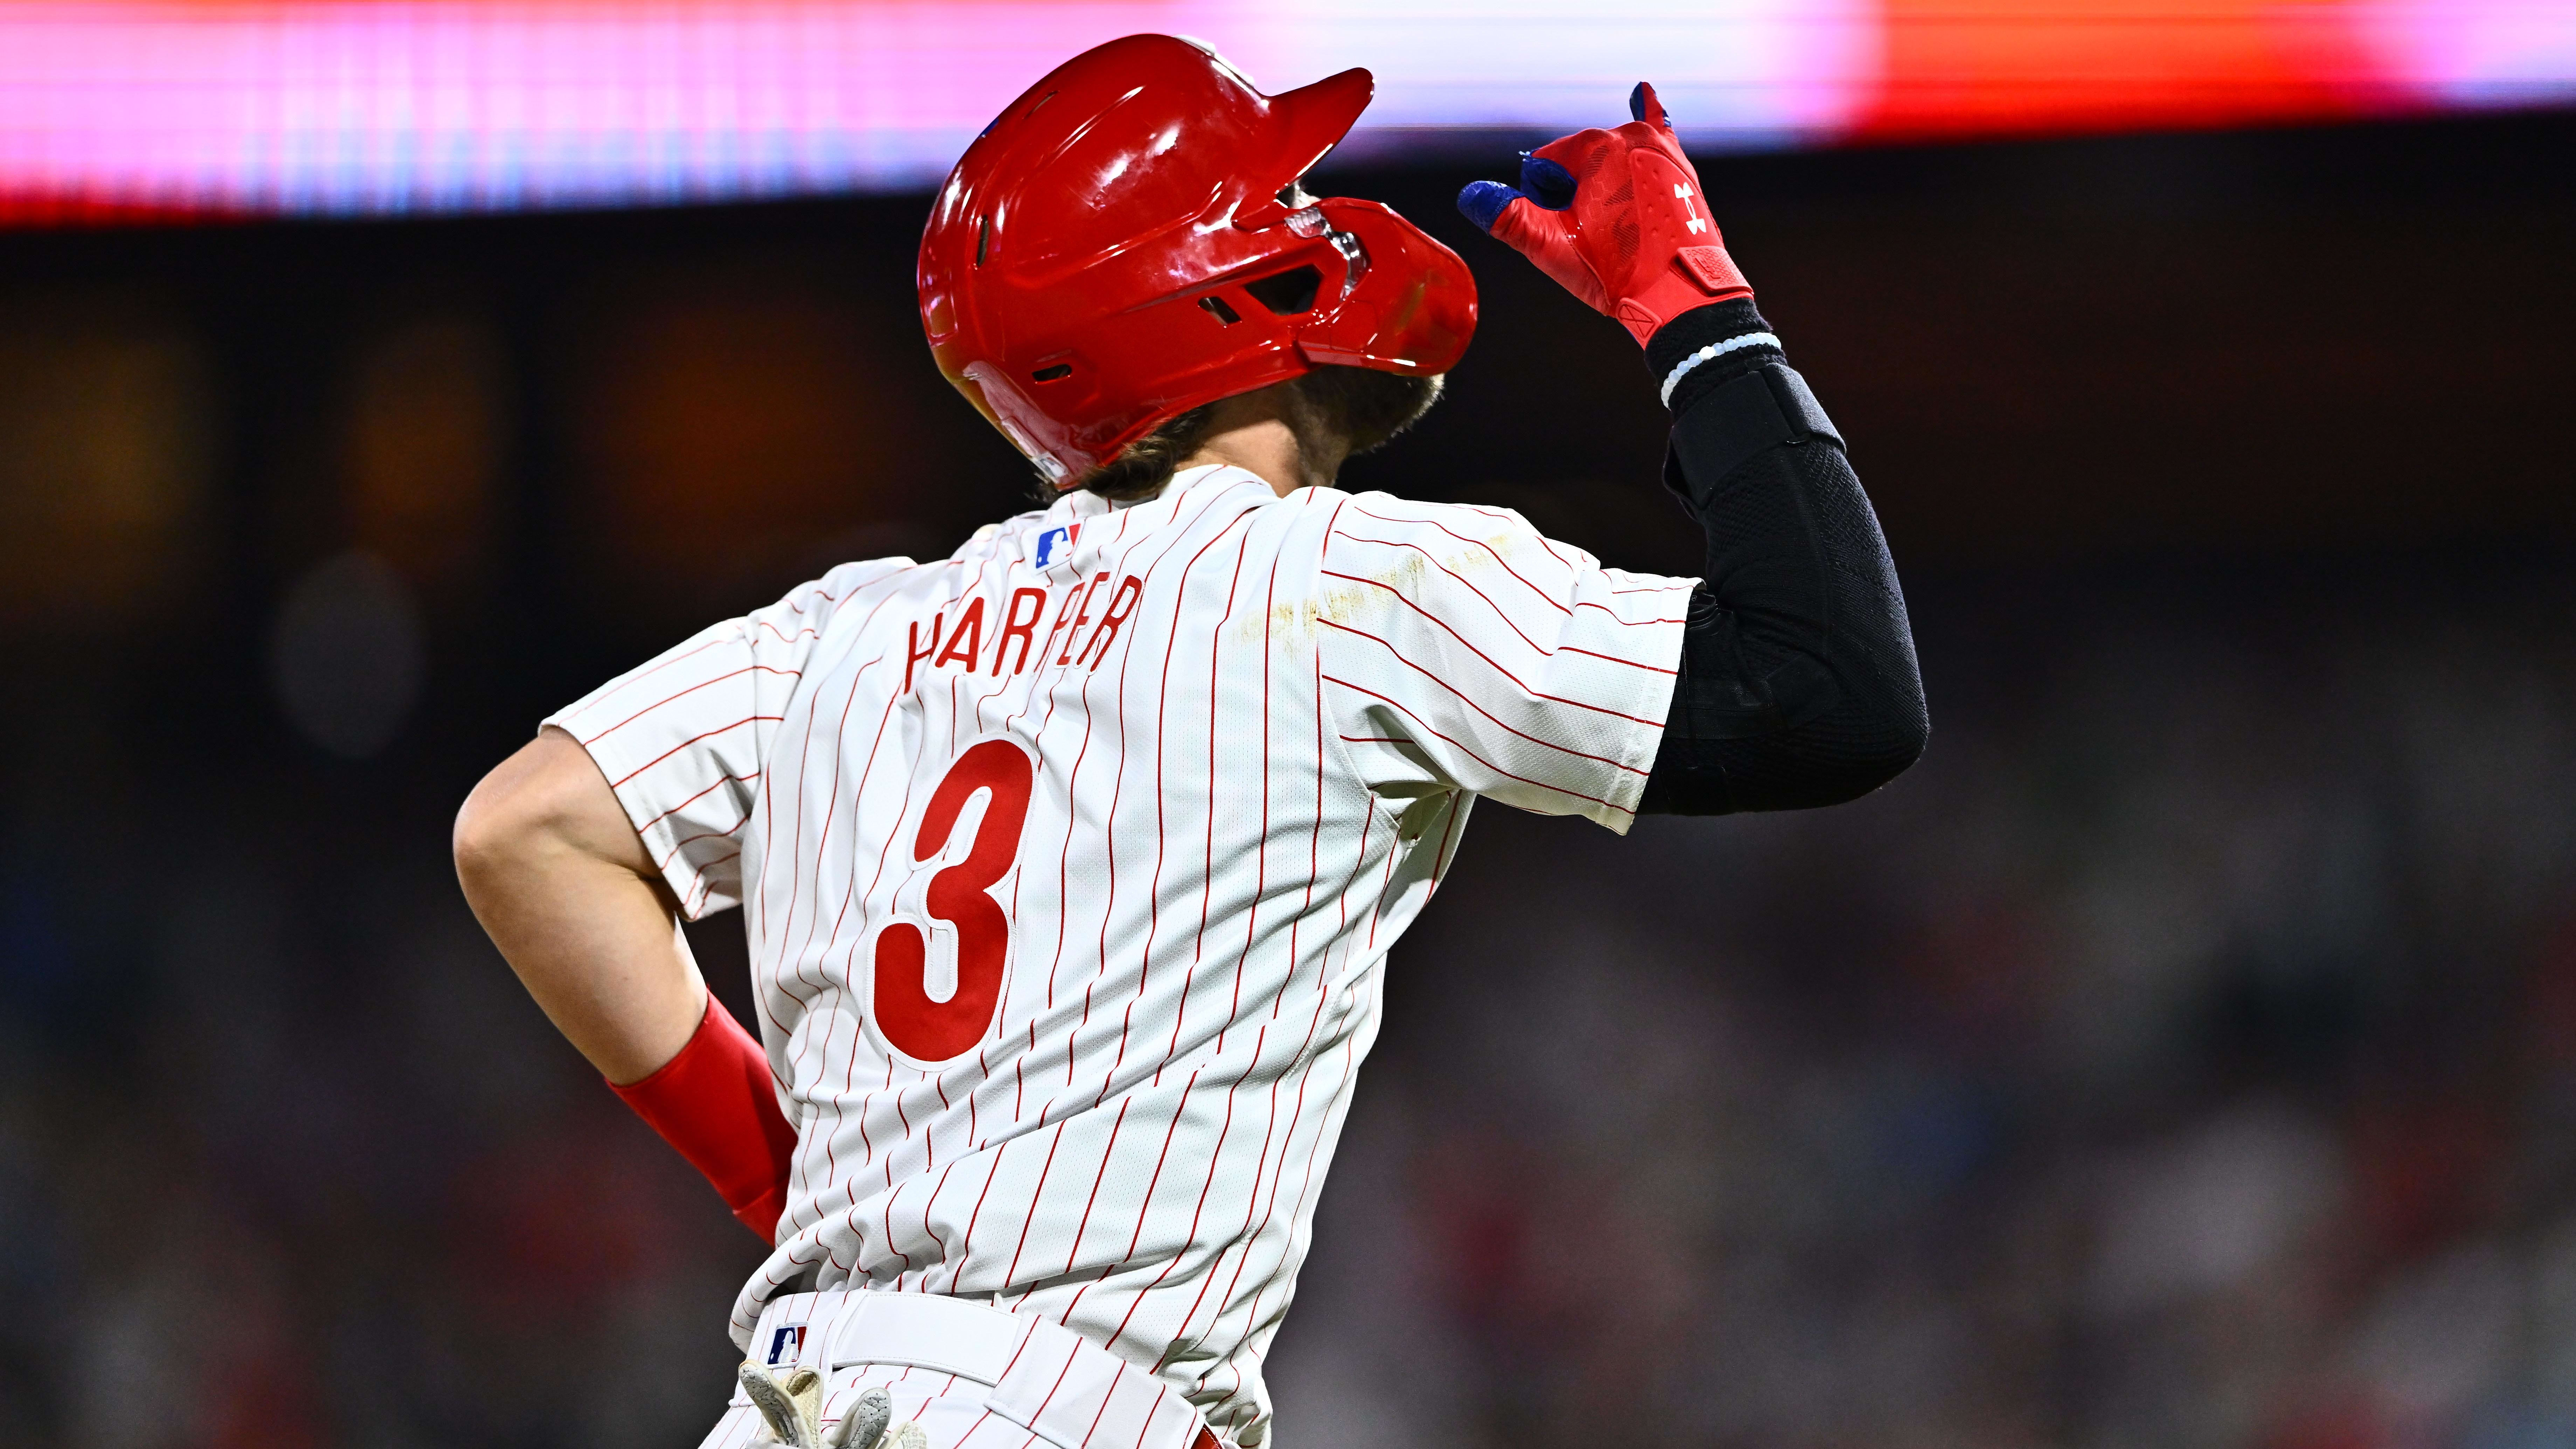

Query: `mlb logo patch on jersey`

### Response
(1033, 523, 1079, 568)
(766, 1323, 807, 1366)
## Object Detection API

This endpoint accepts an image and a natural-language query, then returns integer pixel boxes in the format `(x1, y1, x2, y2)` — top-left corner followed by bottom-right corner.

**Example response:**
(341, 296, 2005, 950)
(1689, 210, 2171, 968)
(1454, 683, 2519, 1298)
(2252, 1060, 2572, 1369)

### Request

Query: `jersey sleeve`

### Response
(542, 559, 908, 917)
(1314, 494, 1694, 833)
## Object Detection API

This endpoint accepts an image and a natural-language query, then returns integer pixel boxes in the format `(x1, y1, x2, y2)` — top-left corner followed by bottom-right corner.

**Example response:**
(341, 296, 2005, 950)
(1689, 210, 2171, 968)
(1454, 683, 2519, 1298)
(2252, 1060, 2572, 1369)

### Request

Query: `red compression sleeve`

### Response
(609, 994, 797, 1242)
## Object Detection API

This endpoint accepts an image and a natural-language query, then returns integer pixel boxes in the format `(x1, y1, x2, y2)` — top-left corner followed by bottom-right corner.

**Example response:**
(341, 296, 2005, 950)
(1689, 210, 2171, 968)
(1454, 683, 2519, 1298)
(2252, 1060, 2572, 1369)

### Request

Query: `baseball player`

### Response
(453, 34, 1926, 1449)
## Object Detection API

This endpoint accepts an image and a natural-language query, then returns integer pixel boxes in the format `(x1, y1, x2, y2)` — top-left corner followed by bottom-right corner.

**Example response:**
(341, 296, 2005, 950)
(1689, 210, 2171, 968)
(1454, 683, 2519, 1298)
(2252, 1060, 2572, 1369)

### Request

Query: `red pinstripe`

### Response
(1137, 527, 1304, 1374)
(1076, 1364, 1133, 1448)
(1432, 791, 1469, 881)
(1317, 567, 1663, 727)
(1325, 673, 1635, 814)
(1346, 499, 1573, 617)
(652, 818, 752, 877)
(587, 631, 729, 701)
(1152, 566, 1345, 1408)
(751, 572, 914, 1023)
(582, 663, 802, 745)
(1033, 496, 1235, 1281)
(1329, 526, 1554, 657)
(677, 848, 741, 913)
(1207, 1023, 1363, 1413)
(1159, 1016, 1288, 1361)
(782, 674, 903, 1179)
(903, 1160, 959, 1291)
(1438, 499, 1592, 571)
(633, 769, 759, 835)
(1364, 828, 1400, 950)
(1120, 496, 1260, 1086)
(780, 653, 894, 1026)
(944, 1320, 1042, 1449)
(1057, 1064, 1202, 1326)
(1111, 1064, 1239, 1357)
(1057, 1097, 1135, 1281)
(1320, 617, 1652, 775)
(999, 1120, 1069, 1289)
(1561, 642, 1679, 674)
(1148, 1024, 1268, 1371)
(1050, 496, 1270, 1343)
(1045, 484, 1224, 1050)
(1018, 1333, 1088, 1437)
(605, 716, 778, 788)
(1169, 517, 1260, 1069)
(1205, 991, 1334, 1346)
(755, 618, 822, 647)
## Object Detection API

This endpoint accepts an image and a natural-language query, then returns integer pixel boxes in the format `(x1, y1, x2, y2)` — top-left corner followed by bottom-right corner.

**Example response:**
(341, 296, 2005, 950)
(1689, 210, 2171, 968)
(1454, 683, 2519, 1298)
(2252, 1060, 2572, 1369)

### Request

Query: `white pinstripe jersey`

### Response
(547, 464, 1691, 1445)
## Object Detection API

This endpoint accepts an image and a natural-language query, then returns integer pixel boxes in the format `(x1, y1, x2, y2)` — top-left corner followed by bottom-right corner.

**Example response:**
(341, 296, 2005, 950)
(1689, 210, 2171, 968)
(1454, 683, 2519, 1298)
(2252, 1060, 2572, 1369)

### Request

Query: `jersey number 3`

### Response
(872, 739, 1034, 1062)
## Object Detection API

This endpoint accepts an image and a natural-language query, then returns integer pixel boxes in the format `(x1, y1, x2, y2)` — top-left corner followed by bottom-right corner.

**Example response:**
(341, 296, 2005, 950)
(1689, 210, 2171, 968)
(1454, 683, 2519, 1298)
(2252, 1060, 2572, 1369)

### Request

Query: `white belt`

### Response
(738, 1290, 1217, 1449)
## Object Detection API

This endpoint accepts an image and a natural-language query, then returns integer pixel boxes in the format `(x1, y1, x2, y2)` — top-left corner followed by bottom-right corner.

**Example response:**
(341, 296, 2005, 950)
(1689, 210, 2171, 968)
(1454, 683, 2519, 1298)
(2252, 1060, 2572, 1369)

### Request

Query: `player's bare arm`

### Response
(454, 36, 1923, 1449)
(455, 727, 798, 1240)
(454, 726, 704, 1082)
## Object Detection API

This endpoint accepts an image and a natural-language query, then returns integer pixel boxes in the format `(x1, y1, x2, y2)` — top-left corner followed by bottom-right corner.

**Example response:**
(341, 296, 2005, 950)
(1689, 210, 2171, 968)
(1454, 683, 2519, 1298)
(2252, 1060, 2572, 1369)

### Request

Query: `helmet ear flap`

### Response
(1293, 200, 1476, 375)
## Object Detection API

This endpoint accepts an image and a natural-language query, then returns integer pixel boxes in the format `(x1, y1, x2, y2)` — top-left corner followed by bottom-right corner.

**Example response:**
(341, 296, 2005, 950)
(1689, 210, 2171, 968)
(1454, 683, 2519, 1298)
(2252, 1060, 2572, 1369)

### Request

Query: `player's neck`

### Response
(1178, 388, 1351, 497)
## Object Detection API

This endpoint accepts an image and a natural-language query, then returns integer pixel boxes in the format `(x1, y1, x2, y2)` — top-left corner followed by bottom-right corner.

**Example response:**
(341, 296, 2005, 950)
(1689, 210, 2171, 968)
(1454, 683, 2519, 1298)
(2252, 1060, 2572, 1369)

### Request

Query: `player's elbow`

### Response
(452, 761, 545, 898)
(1817, 663, 1930, 803)
(1861, 678, 1931, 786)
(452, 728, 612, 896)
(1639, 685, 1926, 816)
(1828, 704, 1929, 804)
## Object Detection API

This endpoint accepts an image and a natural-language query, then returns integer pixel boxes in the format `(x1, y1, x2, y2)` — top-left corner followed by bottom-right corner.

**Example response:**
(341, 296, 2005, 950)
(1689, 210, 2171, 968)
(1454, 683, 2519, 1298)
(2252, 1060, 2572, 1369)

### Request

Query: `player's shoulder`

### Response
(962, 506, 1054, 549)
(941, 505, 1074, 568)
(737, 554, 941, 651)
(783, 509, 1055, 610)
(1309, 487, 1601, 573)
(770, 555, 922, 614)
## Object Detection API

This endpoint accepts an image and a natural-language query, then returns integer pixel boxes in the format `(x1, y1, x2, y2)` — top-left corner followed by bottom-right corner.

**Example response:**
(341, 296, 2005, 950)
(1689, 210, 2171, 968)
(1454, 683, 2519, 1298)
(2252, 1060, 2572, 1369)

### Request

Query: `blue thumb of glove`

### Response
(1455, 153, 1577, 233)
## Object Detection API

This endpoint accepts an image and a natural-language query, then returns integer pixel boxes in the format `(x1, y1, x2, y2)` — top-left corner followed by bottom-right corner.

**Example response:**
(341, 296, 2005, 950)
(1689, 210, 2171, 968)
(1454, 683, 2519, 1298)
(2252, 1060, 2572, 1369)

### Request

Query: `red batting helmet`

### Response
(917, 34, 1479, 488)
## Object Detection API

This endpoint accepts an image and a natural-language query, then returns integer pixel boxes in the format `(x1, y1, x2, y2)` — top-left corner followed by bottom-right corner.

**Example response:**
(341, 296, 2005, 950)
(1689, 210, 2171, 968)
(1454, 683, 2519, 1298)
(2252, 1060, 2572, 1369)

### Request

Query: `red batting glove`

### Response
(610, 993, 798, 1242)
(1457, 82, 1752, 346)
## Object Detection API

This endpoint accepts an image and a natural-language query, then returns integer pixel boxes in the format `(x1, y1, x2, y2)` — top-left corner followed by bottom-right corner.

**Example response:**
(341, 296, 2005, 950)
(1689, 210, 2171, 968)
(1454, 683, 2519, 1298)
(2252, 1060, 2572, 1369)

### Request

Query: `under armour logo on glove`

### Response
(1674, 183, 1709, 234)
(1457, 82, 1753, 346)
(740, 1367, 926, 1449)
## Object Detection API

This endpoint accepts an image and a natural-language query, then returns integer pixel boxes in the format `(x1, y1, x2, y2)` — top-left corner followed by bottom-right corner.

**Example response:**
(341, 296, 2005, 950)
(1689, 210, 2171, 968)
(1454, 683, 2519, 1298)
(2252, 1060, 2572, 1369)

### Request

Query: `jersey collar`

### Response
(1040, 463, 1270, 524)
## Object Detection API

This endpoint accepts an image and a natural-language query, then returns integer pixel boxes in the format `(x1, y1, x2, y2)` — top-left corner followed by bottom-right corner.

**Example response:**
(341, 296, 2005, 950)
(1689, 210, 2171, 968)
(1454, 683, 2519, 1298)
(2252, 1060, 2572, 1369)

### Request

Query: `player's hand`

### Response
(740, 1369, 922, 1449)
(1456, 82, 1753, 346)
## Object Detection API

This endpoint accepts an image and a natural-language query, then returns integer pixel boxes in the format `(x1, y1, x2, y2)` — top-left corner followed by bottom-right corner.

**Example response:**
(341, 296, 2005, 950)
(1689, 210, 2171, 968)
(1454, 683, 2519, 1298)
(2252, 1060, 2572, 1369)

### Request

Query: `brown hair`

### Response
(1064, 365, 1444, 503)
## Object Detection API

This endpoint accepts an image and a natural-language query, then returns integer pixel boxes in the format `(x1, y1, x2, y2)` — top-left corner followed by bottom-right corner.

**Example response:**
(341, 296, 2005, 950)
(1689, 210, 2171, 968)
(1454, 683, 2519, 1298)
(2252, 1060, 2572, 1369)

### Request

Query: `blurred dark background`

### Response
(3, 108, 2574, 1448)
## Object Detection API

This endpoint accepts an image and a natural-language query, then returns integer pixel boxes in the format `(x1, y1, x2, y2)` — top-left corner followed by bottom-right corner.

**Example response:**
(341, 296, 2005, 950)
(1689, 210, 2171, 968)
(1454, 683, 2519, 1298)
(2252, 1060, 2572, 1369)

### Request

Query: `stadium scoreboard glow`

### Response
(0, 1, 2568, 221)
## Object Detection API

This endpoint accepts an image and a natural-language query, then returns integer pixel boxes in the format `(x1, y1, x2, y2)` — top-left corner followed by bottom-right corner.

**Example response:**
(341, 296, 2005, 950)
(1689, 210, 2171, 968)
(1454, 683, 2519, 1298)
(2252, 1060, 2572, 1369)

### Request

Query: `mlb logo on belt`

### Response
(766, 1324, 808, 1366)
(1033, 523, 1079, 568)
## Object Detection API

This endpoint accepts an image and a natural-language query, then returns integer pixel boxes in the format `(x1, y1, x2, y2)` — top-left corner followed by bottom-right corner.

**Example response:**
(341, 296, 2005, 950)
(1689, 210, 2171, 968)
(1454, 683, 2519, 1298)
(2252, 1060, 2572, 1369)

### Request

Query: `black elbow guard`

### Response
(1641, 354, 1928, 816)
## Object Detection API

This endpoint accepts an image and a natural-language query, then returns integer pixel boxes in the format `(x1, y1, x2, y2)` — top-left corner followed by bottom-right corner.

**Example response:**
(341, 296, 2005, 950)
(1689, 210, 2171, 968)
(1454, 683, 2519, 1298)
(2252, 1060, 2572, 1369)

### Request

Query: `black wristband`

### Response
(1645, 298, 1783, 415)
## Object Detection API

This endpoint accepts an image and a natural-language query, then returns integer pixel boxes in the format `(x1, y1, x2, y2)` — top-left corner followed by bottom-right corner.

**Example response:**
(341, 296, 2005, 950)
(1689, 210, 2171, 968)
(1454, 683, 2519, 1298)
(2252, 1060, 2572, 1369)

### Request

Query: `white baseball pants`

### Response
(694, 1291, 1221, 1449)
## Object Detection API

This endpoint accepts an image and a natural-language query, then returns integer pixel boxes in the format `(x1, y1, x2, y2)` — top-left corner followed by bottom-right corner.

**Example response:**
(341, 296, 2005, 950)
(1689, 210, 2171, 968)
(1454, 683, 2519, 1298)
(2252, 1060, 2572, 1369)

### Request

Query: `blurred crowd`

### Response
(7, 552, 2576, 1449)
(1280, 568, 2576, 1449)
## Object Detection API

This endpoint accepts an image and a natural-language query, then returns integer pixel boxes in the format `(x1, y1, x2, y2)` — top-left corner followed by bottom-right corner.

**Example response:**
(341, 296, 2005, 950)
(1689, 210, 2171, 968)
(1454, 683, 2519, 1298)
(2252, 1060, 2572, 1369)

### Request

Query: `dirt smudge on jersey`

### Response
(1239, 546, 1439, 648)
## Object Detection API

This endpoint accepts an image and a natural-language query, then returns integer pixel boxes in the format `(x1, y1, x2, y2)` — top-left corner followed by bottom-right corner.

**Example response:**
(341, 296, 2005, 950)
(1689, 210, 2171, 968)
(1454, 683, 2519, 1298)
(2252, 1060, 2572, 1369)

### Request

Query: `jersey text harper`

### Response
(902, 572, 1146, 692)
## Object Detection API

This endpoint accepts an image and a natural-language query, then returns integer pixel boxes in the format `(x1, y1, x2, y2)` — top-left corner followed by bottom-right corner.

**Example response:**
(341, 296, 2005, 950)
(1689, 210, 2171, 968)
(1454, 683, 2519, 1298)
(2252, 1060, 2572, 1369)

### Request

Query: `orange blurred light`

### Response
(1859, 0, 2412, 140)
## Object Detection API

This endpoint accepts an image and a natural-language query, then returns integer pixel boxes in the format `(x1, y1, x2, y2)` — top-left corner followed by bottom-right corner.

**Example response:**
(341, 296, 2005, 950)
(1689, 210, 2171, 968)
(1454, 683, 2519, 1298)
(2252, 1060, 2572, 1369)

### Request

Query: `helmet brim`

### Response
(1267, 67, 1373, 185)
